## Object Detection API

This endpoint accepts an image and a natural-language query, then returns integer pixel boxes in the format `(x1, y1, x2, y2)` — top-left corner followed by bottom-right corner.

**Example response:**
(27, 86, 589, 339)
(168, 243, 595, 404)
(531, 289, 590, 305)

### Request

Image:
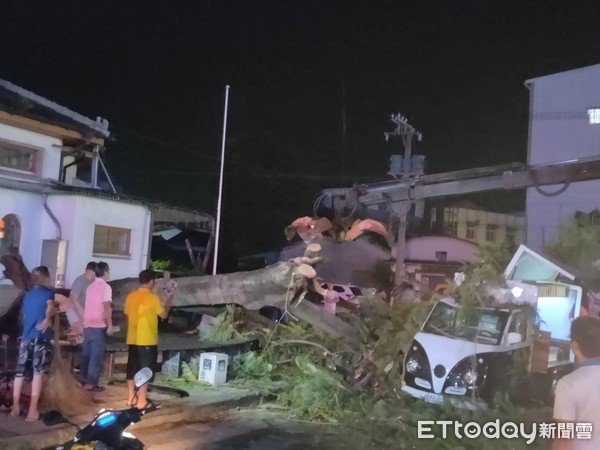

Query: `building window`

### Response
(486, 224, 497, 242)
(589, 210, 600, 225)
(506, 226, 517, 244)
(588, 108, 600, 124)
(430, 207, 436, 228)
(466, 221, 477, 240)
(435, 251, 448, 262)
(0, 141, 38, 173)
(93, 225, 131, 256)
(445, 222, 458, 237)
(444, 208, 458, 237)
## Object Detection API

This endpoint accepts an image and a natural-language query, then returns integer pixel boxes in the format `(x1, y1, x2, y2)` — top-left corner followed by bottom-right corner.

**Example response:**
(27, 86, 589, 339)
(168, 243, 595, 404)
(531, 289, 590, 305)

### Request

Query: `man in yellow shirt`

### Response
(124, 269, 174, 408)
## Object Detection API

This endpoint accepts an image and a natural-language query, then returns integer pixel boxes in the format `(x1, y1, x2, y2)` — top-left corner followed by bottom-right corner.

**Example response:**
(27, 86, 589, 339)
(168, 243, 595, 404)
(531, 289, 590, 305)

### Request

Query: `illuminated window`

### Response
(588, 108, 600, 124)
(93, 225, 131, 256)
(486, 224, 497, 242)
(445, 222, 458, 237)
(430, 207, 436, 228)
(0, 141, 38, 173)
(444, 208, 458, 237)
(466, 221, 477, 240)
(506, 226, 517, 244)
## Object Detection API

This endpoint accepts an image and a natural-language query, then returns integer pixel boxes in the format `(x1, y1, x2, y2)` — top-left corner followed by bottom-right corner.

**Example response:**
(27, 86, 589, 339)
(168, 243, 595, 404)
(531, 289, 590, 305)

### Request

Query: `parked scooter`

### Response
(43, 367, 160, 450)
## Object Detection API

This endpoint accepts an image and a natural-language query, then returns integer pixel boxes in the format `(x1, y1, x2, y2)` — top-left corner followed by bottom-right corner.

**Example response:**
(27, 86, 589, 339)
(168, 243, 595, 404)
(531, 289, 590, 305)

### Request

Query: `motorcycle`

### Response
(43, 367, 161, 450)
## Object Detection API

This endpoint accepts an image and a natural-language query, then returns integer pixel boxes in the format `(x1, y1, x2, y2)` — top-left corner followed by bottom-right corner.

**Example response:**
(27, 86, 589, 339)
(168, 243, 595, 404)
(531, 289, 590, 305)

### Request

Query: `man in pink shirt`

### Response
(80, 262, 114, 391)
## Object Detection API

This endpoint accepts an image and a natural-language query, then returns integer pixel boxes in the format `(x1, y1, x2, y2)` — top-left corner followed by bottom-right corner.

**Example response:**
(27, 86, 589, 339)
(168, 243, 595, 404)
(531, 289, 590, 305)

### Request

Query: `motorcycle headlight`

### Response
(406, 357, 421, 374)
(464, 370, 478, 385)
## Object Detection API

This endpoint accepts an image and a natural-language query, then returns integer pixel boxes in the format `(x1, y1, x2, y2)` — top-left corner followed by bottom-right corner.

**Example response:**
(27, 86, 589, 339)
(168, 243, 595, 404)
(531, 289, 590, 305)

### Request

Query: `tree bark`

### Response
(109, 260, 361, 344)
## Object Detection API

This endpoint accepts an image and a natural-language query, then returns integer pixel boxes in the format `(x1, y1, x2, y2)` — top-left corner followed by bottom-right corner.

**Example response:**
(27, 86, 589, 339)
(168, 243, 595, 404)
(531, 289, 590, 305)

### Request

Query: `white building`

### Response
(525, 64, 600, 251)
(0, 78, 213, 316)
(430, 202, 525, 247)
(404, 236, 478, 292)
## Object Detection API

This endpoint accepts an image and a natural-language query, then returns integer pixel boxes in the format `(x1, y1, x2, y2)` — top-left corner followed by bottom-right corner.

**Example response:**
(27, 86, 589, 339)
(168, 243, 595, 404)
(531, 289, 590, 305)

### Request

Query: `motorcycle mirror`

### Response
(42, 410, 67, 426)
(134, 367, 153, 388)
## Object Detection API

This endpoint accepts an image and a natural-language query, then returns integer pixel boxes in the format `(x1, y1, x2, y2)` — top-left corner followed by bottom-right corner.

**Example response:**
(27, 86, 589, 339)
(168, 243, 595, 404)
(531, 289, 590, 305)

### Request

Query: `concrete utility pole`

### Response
(384, 114, 422, 286)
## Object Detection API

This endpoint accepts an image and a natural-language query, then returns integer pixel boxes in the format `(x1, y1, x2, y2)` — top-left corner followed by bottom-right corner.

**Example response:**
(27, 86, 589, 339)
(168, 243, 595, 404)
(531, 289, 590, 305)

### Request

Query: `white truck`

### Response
(401, 245, 584, 408)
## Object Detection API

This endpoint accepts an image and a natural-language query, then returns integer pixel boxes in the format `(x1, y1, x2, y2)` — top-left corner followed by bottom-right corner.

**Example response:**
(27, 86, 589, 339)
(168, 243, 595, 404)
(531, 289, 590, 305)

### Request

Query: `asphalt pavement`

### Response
(131, 409, 376, 450)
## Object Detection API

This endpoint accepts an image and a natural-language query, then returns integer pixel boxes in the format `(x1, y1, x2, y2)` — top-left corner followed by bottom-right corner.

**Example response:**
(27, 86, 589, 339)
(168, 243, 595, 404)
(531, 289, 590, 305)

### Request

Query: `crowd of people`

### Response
(3, 254, 175, 421)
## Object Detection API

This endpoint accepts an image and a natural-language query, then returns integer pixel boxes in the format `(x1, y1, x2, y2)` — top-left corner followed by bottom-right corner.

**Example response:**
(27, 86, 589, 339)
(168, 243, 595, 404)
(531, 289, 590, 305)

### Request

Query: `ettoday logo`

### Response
(417, 420, 593, 444)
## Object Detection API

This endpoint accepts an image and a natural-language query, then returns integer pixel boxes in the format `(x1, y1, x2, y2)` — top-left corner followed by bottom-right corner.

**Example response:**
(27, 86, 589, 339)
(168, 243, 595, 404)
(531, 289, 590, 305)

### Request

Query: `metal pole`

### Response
(212, 85, 230, 275)
(91, 145, 99, 189)
(97, 152, 117, 193)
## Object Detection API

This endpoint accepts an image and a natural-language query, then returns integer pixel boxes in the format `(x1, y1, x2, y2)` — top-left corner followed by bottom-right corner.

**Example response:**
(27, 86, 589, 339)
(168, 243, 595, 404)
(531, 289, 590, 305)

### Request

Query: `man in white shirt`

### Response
(553, 316, 600, 450)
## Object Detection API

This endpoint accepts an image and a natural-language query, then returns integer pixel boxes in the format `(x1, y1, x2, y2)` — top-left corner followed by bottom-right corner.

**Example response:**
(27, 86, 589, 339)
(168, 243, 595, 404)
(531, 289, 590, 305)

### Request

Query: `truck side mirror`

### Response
(507, 332, 523, 345)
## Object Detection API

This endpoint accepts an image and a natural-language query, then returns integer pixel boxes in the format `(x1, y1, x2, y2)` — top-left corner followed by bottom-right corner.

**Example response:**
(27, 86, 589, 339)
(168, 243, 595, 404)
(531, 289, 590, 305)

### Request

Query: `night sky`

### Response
(1, 1, 599, 268)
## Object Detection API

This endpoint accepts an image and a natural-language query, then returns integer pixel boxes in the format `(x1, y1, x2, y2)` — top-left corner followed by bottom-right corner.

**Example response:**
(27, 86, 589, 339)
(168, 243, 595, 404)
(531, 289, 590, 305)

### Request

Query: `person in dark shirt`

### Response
(10, 266, 56, 421)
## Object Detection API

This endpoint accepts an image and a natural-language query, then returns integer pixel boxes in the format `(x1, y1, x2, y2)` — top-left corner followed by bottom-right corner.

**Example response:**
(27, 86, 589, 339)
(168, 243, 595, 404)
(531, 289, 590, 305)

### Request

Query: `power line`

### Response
(112, 125, 387, 181)
(113, 126, 280, 176)
(117, 168, 389, 181)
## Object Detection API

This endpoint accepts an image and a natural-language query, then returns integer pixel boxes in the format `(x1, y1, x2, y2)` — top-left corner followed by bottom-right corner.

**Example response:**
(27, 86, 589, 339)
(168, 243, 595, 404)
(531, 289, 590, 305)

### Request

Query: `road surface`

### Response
(131, 409, 376, 450)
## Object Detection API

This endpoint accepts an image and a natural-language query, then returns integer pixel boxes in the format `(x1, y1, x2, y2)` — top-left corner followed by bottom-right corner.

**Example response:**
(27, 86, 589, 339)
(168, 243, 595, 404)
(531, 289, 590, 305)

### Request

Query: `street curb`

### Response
(181, 393, 263, 422)
(0, 393, 262, 450)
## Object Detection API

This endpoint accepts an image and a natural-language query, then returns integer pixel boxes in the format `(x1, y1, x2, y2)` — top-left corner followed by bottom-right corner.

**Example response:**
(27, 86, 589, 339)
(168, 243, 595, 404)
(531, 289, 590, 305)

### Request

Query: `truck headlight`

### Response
(464, 370, 478, 385)
(406, 357, 420, 374)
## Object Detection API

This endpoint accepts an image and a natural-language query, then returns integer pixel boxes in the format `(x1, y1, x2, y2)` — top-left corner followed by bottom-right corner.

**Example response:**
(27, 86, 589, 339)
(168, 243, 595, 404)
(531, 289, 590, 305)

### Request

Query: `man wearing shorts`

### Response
(124, 269, 174, 408)
(10, 266, 55, 421)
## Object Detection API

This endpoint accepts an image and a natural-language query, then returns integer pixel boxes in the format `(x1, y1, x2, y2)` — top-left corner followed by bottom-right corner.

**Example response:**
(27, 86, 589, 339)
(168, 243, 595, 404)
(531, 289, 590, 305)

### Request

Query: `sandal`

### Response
(86, 385, 106, 392)
(139, 399, 160, 410)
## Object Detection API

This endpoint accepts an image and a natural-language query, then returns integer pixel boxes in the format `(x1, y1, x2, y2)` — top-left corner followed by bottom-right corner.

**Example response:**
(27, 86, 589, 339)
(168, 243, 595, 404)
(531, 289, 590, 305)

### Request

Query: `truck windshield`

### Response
(422, 301, 510, 345)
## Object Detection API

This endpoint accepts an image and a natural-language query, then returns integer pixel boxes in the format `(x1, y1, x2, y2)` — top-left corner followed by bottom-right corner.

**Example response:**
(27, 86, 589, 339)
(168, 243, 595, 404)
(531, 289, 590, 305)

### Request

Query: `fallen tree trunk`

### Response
(110, 258, 361, 344)
(110, 261, 299, 311)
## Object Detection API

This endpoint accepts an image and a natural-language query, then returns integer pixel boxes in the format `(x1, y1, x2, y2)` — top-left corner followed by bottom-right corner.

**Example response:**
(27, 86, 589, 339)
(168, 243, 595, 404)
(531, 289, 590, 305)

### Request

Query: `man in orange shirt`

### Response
(124, 269, 174, 408)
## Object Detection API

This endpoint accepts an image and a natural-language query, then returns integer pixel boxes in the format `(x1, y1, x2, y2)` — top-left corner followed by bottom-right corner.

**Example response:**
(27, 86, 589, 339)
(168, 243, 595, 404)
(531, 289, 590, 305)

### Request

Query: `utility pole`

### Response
(384, 113, 422, 287)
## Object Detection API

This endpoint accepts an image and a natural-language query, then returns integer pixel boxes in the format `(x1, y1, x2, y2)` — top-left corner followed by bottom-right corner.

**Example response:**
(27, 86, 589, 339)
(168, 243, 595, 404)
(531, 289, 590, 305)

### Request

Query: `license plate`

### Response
(424, 393, 443, 404)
